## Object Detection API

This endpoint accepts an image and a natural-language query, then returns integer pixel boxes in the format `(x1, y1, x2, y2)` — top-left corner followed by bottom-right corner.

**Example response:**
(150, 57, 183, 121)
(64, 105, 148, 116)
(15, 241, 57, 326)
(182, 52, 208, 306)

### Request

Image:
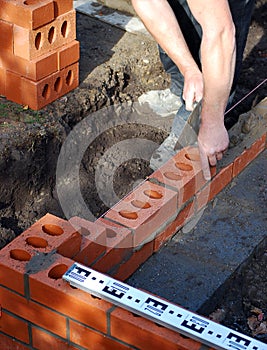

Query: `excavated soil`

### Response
(0, 0, 266, 344)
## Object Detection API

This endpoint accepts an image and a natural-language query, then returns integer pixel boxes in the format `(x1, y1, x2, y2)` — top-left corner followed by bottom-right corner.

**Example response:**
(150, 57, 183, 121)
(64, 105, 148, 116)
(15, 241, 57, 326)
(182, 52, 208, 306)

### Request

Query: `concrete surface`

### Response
(98, 0, 135, 15)
(127, 149, 267, 312)
(74, 0, 147, 34)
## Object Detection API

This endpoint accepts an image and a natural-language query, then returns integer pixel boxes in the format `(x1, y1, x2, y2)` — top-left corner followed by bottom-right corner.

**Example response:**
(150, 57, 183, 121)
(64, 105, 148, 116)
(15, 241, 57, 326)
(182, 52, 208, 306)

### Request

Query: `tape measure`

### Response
(63, 263, 266, 350)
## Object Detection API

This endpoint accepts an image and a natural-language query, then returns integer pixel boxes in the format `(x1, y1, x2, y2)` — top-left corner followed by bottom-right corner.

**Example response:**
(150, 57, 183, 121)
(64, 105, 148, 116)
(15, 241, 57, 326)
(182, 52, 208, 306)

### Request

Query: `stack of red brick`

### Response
(0, 0, 79, 110)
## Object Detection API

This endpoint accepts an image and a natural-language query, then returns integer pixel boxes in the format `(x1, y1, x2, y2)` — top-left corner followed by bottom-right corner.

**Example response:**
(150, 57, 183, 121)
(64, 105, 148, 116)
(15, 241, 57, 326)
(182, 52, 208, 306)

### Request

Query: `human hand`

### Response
(183, 69, 203, 111)
(198, 121, 229, 180)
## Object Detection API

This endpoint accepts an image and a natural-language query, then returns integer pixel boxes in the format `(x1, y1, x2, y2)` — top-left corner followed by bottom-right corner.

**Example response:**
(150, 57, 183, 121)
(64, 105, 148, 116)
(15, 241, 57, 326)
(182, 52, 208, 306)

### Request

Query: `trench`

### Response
(0, 6, 266, 344)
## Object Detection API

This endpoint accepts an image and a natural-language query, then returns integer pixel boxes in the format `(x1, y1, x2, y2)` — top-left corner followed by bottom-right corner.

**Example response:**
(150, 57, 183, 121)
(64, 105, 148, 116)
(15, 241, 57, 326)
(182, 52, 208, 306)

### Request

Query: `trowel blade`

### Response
(174, 101, 201, 151)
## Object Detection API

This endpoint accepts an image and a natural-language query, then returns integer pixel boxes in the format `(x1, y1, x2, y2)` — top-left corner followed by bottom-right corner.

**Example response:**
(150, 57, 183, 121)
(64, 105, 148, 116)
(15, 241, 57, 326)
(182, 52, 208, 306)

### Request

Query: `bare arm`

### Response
(132, 0, 236, 179)
(187, 0, 236, 179)
(132, 0, 203, 109)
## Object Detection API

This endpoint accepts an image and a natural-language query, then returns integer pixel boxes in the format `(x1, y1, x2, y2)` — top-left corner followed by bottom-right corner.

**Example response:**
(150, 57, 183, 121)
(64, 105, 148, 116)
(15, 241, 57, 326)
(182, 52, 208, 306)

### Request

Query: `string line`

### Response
(225, 77, 267, 115)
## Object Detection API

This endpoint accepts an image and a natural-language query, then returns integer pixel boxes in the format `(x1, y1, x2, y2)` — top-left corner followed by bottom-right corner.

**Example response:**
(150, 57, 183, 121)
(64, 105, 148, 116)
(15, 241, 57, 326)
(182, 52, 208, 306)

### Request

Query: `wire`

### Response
(225, 77, 267, 115)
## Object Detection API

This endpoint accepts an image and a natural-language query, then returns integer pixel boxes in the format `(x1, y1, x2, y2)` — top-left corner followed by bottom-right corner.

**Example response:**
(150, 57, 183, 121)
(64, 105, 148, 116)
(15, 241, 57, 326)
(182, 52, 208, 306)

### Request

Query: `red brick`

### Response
(0, 19, 13, 52)
(69, 216, 107, 266)
(0, 67, 6, 96)
(150, 146, 207, 207)
(0, 241, 32, 295)
(91, 218, 133, 273)
(0, 286, 67, 338)
(29, 254, 112, 333)
(232, 133, 266, 177)
(0, 0, 55, 30)
(196, 163, 233, 211)
(21, 62, 79, 110)
(0, 50, 58, 81)
(16, 212, 81, 257)
(58, 40, 80, 70)
(13, 10, 76, 60)
(0, 333, 29, 350)
(111, 241, 154, 280)
(32, 326, 79, 350)
(5, 70, 23, 105)
(105, 181, 178, 247)
(0, 213, 81, 294)
(0, 310, 29, 344)
(154, 199, 195, 252)
(54, 0, 74, 17)
(110, 308, 205, 350)
(69, 320, 133, 350)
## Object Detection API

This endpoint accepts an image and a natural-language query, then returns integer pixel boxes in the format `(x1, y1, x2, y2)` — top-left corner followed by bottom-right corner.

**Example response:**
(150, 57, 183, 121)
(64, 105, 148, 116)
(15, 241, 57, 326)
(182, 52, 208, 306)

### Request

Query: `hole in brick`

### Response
(163, 171, 182, 181)
(42, 224, 64, 236)
(80, 227, 91, 236)
(10, 249, 31, 261)
(106, 229, 117, 238)
(185, 152, 200, 161)
(48, 26, 55, 44)
(42, 84, 51, 100)
(61, 21, 68, 37)
(119, 210, 138, 220)
(26, 236, 48, 248)
(35, 32, 42, 50)
(144, 189, 163, 199)
(54, 77, 62, 93)
(48, 264, 68, 279)
(175, 162, 193, 171)
(23, 0, 40, 4)
(66, 70, 74, 86)
(131, 199, 151, 209)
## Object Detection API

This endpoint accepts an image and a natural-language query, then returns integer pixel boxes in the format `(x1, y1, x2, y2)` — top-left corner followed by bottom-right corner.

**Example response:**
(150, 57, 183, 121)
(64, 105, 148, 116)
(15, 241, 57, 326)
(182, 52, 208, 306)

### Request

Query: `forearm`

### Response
(187, 0, 236, 124)
(200, 25, 236, 125)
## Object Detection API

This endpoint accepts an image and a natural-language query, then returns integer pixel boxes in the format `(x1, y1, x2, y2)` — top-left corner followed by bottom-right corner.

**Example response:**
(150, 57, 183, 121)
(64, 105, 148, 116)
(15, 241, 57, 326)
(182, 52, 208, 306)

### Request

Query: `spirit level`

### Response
(63, 263, 266, 350)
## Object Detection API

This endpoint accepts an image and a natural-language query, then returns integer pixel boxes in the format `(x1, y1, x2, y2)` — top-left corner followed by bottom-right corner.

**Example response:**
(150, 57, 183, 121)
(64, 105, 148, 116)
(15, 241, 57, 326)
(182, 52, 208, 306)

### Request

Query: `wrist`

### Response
(201, 100, 226, 126)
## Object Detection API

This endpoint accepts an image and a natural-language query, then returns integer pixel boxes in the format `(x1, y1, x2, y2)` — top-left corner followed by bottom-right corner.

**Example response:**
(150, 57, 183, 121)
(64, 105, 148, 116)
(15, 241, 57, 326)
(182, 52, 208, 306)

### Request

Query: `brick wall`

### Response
(0, 100, 266, 348)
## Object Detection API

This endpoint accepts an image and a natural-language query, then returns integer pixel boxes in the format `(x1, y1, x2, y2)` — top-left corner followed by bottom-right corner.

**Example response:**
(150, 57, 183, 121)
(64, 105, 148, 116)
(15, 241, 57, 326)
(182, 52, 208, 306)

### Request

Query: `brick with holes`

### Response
(25, 62, 78, 109)
(104, 181, 178, 247)
(150, 146, 207, 207)
(13, 10, 76, 60)
(0, 213, 81, 294)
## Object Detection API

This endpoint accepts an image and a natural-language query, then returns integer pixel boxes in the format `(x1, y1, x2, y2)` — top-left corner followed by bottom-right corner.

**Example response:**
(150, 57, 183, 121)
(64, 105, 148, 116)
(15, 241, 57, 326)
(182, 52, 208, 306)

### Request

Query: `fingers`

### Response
(208, 154, 217, 167)
(216, 152, 223, 161)
(183, 91, 202, 112)
(198, 143, 211, 181)
(198, 146, 226, 181)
